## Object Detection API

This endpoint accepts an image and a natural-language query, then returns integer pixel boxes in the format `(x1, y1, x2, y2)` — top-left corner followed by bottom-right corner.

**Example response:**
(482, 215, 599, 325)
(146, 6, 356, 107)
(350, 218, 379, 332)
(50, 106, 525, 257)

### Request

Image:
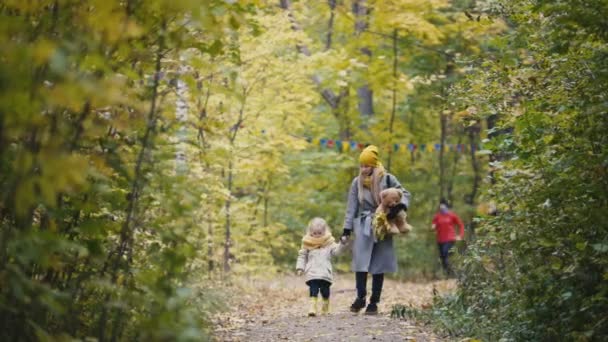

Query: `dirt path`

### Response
(213, 275, 455, 341)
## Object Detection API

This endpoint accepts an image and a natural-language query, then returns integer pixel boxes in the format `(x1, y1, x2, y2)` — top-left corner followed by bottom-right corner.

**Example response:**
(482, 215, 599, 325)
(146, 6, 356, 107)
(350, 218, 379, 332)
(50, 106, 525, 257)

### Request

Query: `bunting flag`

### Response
(304, 137, 482, 154)
(257, 130, 483, 154)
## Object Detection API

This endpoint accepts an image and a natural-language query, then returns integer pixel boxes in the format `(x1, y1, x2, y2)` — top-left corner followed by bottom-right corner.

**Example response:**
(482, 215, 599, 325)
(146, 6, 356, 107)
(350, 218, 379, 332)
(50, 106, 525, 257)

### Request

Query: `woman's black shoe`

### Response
(350, 297, 366, 312)
(364, 302, 378, 315)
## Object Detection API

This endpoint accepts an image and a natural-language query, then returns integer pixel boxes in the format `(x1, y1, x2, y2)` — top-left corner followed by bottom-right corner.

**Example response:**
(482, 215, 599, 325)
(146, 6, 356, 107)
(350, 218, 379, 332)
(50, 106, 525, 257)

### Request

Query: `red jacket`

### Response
(432, 211, 465, 243)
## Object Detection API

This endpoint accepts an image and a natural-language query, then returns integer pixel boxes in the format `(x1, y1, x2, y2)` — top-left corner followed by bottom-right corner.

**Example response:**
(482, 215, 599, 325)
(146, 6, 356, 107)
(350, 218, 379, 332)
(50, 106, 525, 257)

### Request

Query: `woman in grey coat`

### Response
(341, 145, 410, 314)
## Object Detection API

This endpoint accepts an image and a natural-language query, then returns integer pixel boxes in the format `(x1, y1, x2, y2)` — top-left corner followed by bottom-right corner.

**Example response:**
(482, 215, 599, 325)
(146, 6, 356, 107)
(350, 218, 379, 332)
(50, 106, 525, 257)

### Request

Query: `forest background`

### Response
(1, 0, 606, 341)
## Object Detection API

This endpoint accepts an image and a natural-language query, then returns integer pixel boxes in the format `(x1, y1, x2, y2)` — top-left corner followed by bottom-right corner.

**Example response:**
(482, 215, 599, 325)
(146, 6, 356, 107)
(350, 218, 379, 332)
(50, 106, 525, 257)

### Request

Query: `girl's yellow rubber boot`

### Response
(321, 298, 330, 315)
(308, 297, 318, 317)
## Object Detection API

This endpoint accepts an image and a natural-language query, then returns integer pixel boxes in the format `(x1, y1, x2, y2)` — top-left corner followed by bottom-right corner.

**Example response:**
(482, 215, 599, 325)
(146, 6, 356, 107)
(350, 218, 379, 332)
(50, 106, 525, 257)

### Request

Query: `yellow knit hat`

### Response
(359, 145, 379, 167)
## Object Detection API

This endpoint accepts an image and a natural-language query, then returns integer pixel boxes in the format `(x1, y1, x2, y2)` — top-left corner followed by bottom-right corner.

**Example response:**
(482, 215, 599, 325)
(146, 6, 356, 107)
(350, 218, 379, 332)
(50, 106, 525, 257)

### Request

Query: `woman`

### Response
(431, 199, 464, 276)
(341, 145, 411, 315)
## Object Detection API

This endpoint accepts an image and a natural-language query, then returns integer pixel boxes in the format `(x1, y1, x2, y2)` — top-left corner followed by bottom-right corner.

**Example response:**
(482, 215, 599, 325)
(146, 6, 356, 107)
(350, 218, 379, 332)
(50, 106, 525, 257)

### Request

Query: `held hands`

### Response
(340, 229, 351, 244)
(296, 269, 303, 276)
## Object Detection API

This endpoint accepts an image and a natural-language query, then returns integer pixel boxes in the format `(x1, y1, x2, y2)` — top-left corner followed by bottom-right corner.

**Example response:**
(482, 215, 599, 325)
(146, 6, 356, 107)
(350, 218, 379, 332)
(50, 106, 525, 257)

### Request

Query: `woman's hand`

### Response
(340, 229, 351, 244)
(296, 269, 303, 276)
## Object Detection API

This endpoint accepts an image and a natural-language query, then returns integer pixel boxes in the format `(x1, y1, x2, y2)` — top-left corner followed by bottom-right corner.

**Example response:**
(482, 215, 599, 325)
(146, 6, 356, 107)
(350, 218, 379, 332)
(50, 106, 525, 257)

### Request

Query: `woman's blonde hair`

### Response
(307, 217, 329, 234)
(358, 165, 385, 205)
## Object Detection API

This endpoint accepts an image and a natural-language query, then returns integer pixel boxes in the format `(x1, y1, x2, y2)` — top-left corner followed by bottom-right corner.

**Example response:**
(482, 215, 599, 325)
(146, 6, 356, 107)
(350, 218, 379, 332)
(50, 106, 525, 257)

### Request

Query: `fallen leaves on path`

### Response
(212, 274, 456, 341)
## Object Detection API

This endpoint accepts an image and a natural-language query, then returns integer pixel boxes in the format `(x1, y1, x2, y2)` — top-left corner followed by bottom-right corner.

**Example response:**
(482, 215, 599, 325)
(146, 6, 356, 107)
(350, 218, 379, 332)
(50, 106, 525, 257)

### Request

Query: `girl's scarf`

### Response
(301, 231, 335, 250)
(358, 164, 386, 206)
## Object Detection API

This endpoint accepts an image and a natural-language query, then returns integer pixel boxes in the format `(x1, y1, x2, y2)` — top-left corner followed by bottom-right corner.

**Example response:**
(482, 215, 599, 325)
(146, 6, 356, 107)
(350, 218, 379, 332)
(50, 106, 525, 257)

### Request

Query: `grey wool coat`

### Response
(342, 173, 411, 274)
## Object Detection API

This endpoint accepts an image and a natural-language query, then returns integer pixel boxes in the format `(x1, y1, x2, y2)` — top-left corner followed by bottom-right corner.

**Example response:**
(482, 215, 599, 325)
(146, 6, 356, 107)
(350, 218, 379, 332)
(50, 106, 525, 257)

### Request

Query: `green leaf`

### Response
(207, 39, 224, 56)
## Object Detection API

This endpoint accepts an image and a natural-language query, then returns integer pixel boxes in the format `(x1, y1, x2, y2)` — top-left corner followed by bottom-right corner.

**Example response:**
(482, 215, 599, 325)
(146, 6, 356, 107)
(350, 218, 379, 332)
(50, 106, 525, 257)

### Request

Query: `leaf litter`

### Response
(212, 274, 456, 341)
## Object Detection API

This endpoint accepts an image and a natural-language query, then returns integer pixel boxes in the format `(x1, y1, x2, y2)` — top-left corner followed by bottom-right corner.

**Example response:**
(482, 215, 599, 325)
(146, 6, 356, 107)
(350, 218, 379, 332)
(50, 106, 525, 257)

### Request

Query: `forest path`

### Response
(213, 275, 456, 341)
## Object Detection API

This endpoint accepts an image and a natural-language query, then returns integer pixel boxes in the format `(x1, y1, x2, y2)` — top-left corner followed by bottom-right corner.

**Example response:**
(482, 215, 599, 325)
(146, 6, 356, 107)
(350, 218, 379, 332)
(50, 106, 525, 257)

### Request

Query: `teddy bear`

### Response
(372, 188, 413, 240)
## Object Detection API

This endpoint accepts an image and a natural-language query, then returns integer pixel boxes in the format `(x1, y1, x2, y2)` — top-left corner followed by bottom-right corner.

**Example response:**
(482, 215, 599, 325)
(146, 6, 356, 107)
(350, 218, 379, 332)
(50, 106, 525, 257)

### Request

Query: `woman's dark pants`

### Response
(355, 272, 384, 303)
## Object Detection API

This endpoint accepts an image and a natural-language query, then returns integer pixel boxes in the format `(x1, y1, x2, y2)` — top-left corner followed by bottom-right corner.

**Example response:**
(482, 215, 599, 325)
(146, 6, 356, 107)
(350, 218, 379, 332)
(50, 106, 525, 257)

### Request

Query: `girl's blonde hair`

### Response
(307, 217, 329, 234)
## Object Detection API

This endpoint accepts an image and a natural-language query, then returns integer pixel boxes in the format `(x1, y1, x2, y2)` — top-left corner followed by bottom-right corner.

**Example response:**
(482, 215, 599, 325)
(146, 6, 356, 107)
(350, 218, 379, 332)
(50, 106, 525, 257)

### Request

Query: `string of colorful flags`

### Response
(304, 137, 483, 154)
(257, 129, 483, 154)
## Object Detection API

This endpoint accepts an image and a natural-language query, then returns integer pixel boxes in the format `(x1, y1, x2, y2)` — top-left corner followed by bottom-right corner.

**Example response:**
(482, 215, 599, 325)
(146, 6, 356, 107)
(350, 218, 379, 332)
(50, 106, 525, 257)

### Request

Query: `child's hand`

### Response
(296, 269, 303, 276)
(340, 235, 349, 244)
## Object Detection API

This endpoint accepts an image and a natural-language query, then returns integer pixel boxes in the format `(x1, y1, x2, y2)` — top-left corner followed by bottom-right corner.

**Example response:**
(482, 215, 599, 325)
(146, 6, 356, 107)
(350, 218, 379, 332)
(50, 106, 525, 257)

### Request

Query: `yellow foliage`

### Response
(32, 39, 56, 66)
(370, 0, 448, 44)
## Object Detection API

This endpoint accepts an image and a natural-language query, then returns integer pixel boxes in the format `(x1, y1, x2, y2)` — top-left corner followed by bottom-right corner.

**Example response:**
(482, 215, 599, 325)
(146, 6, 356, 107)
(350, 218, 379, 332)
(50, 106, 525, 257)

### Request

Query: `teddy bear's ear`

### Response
(387, 188, 401, 200)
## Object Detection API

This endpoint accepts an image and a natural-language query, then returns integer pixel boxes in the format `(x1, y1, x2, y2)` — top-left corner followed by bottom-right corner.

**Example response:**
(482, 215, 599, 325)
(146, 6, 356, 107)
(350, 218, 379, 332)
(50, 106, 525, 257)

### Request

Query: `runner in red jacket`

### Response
(431, 200, 465, 275)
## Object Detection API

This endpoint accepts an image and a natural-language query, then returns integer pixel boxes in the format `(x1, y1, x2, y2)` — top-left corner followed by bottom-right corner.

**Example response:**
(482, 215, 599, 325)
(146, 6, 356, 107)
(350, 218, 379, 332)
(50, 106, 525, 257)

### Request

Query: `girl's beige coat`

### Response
(296, 242, 347, 283)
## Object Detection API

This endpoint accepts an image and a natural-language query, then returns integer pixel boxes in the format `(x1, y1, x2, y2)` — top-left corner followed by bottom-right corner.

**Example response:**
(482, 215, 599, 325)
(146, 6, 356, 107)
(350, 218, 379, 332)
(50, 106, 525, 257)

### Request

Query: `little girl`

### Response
(296, 217, 348, 316)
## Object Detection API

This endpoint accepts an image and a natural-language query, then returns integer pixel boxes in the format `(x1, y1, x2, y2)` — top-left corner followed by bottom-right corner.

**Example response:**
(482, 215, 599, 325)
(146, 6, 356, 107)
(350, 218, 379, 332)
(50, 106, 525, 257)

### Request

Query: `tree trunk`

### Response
(223, 90, 246, 274)
(334, 87, 351, 140)
(223, 159, 233, 274)
(174, 62, 189, 173)
(353, 0, 374, 117)
(387, 29, 398, 171)
(263, 195, 269, 228)
(466, 123, 481, 206)
(439, 112, 447, 201)
(326, 0, 336, 50)
(438, 56, 455, 202)
(357, 85, 373, 117)
(263, 179, 271, 227)
(99, 32, 164, 341)
(207, 220, 214, 274)
(447, 135, 463, 205)
(195, 76, 215, 274)
(486, 114, 501, 185)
